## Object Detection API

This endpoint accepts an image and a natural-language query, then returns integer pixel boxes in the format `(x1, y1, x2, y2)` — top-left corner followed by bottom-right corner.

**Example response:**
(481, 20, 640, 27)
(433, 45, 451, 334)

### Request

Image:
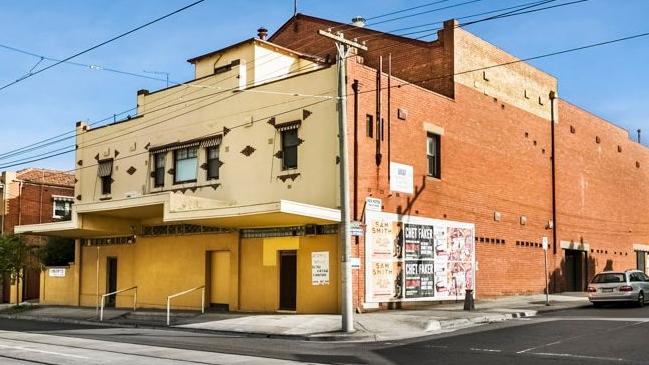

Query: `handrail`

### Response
(167, 285, 205, 326)
(100, 286, 137, 322)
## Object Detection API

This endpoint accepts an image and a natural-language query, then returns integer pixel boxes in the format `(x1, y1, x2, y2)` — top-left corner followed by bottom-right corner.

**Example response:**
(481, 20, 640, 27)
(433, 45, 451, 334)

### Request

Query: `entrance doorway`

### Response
(279, 251, 297, 311)
(208, 251, 230, 310)
(22, 267, 40, 301)
(637, 251, 647, 274)
(2, 273, 10, 303)
(106, 257, 118, 307)
(564, 250, 586, 291)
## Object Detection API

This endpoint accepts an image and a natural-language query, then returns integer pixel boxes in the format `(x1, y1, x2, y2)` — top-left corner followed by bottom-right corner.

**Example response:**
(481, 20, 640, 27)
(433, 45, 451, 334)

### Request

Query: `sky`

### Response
(0, 0, 648, 171)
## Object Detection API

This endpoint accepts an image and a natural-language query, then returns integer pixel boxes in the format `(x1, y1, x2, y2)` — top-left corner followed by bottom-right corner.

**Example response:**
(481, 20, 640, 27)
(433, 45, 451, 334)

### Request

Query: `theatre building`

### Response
(17, 14, 649, 313)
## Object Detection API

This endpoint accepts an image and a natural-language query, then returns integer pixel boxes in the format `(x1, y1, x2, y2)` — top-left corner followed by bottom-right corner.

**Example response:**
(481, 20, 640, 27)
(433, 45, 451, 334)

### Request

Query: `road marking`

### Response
(470, 348, 501, 353)
(531, 352, 624, 362)
(0, 343, 89, 359)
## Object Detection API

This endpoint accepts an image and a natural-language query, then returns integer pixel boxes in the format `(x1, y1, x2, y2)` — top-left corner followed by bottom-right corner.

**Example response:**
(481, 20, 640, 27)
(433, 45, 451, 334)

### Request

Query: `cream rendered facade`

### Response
(17, 39, 343, 314)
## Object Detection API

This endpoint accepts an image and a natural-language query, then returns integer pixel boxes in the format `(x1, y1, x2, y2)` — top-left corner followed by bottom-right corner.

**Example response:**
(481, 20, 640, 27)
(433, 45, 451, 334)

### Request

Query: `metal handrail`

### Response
(100, 286, 137, 322)
(166, 285, 205, 326)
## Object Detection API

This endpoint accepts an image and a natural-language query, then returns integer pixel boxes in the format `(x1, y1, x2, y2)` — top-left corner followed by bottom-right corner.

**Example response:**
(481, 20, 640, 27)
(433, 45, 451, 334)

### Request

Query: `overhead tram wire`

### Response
(365, 0, 455, 20)
(3, 24, 647, 172)
(366, 0, 489, 26)
(0, 0, 588, 165)
(0, 0, 206, 93)
(0, 0, 496, 160)
(0, 0, 583, 164)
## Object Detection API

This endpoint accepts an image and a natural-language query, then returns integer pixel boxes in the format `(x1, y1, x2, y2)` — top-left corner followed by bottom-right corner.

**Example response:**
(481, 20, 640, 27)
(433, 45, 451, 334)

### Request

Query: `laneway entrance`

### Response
(564, 249, 586, 291)
(209, 251, 230, 310)
(279, 251, 297, 311)
(106, 257, 118, 307)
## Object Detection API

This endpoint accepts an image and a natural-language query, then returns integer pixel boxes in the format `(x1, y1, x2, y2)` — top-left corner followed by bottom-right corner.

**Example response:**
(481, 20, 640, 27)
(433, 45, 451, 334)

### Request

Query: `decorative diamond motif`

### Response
(274, 150, 284, 159)
(303, 109, 312, 119)
(223, 126, 231, 136)
(277, 173, 300, 182)
(126, 166, 137, 175)
(241, 145, 256, 156)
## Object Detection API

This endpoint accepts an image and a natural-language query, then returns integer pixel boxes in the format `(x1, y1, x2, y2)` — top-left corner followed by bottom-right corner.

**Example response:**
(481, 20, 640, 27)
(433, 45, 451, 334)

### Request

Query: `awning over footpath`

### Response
(14, 192, 340, 238)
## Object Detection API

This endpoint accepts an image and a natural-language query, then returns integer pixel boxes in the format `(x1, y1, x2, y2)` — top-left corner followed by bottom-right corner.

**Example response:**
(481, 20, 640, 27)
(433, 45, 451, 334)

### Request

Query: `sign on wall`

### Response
(48, 268, 66, 277)
(312, 251, 330, 285)
(389, 162, 414, 194)
(365, 211, 475, 302)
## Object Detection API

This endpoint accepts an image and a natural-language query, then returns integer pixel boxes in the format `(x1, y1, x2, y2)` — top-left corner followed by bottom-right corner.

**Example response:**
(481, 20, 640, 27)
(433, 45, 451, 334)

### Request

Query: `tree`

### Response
(38, 237, 75, 267)
(0, 235, 37, 305)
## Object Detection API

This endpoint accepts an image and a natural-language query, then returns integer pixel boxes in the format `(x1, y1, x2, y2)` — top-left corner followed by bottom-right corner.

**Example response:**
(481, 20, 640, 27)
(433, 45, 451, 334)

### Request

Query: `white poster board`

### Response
(365, 210, 475, 302)
(389, 162, 414, 194)
(312, 251, 330, 285)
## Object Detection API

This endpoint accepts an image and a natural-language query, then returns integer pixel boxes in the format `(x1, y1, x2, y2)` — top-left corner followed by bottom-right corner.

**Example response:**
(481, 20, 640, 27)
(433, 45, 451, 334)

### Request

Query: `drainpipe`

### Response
(352, 80, 359, 221)
(39, 170, 45, 224)
(387, 53, 392, 183)
(18, 181, 23, 228)
(550, 90, 558, 259)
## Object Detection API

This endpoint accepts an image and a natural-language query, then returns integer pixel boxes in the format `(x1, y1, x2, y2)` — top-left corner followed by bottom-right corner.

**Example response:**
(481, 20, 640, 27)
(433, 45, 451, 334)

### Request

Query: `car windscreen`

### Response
(591, 273, 625, 283)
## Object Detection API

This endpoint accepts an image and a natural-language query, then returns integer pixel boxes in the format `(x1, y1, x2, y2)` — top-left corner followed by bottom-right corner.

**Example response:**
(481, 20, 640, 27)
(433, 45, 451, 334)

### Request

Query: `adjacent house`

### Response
(1, 168, 75, 304)
(15, 14, 649, 313)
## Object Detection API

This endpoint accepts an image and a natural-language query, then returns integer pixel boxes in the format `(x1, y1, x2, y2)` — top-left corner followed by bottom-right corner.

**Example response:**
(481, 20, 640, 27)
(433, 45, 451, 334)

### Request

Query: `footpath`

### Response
(0, 293, 589, 342)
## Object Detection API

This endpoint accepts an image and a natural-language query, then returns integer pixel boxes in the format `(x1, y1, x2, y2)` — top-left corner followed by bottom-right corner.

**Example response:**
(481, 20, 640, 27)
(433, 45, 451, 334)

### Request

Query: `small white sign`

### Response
(350, 257, 361, 269)
(365, 197, 382, 212)
(390, 162, 414, 194)
(350, 221, 364, 237)
(542, 236, 549, 251)
(312, 251, 330, 285)
(48, 268, 66, 277)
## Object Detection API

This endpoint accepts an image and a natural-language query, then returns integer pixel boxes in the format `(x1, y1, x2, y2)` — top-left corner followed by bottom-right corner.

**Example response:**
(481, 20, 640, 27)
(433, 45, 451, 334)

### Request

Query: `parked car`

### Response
(588, 270, 649, 307)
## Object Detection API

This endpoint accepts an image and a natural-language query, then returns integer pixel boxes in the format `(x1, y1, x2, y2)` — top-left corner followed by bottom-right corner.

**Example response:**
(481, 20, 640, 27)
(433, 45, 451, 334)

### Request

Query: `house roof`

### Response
(186, 37, 326, 64)
(16, 168, 75, 187)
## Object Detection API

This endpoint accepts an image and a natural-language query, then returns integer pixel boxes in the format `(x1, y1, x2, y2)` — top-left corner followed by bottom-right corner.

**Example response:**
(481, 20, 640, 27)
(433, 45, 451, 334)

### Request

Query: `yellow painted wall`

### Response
(44, 232, 338, 313)
(40, 266, 77, 305)
(79, 232, 239, 310)
(74, 41, 338, 211)
(239, 234, 339, 313)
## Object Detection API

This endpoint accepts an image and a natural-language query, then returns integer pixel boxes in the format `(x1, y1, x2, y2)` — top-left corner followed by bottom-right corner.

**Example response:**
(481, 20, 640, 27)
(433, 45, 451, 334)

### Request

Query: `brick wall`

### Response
(270, 14, 455, 98)
(2, 182, 74, 235)
(344, 59, 649, 307)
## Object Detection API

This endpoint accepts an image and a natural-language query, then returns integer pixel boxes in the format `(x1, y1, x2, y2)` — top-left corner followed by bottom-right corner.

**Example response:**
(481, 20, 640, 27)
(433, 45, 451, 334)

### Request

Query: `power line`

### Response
(367, 0, 489, 26)
(0, 0, 206, 93)
(0, 0, 596, 168)
(0, 0, 496, 160)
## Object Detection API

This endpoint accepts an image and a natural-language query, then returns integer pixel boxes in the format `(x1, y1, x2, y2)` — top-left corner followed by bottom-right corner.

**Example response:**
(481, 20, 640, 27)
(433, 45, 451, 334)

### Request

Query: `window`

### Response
(366, 114, 373, 138)
(206, 146, 220, 180)
(154, 152, 166, 187)
(52, 197, 73, 220)
(630, 272, 643, 282)
(281, 129, 299, 170)
(174, 147, 198, 183)
(97, 159, 113, 195)
(427, 132, 441, 178)
(591, 273, 624, 283)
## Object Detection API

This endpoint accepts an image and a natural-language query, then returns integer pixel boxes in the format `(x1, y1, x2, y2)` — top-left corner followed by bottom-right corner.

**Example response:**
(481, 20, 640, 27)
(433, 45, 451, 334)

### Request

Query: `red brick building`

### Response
(270, 15, 649, 307)
(0, 168, 75, 303)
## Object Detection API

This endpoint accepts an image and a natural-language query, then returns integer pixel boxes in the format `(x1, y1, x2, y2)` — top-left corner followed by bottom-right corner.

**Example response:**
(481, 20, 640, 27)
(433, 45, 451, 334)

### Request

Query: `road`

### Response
(0, 304, 648, 364)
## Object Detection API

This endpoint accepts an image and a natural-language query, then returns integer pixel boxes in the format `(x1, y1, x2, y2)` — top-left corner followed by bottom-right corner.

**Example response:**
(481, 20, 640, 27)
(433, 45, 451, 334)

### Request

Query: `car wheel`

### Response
(638, 292, 645, 308)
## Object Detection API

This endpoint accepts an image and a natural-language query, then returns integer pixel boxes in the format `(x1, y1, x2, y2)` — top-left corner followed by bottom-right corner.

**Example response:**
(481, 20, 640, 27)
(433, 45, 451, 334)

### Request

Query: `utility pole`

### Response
(318, 29, 367, 333)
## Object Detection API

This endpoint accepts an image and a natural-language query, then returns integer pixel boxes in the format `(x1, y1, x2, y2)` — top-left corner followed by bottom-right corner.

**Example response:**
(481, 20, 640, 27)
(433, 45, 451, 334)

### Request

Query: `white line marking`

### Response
(0, 343, 89, 359)
(531, 352, 624, 362)
(470, 348, 502, 353)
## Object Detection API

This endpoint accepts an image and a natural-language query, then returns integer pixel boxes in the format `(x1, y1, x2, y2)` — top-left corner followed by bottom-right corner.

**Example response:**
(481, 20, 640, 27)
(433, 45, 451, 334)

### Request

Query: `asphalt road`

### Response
(0, 304, 648, 364)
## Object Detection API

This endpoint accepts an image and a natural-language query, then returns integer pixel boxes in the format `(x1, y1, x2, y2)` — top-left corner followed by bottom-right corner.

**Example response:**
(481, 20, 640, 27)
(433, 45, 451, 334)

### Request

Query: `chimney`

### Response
(257, 27, 268, 40)
(638, 129, 642, 144)
(351, 16, 366, 27)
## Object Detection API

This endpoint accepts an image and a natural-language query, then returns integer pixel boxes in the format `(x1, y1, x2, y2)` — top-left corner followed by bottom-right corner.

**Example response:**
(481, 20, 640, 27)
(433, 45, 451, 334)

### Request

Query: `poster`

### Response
(365, 210, 475, 303)
(311, 251, 329, 285)
(389, 162, 414, 194)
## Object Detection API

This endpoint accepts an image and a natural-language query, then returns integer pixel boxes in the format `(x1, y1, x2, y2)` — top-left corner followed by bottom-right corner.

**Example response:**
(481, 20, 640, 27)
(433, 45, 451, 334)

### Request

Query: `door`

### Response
(1, 273, 10, 303)
(279, 251, 297, 311)
(22, 267, 40, 301)
(565, 250, 585, 292)
(106, 257, 118, 307)
(209, 251, 230, 310)
(637, 251, 646, 274)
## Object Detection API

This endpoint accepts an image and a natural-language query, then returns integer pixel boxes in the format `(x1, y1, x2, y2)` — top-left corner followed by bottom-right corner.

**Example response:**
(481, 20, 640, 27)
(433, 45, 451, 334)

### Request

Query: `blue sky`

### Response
(0, 0, 648, 170)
